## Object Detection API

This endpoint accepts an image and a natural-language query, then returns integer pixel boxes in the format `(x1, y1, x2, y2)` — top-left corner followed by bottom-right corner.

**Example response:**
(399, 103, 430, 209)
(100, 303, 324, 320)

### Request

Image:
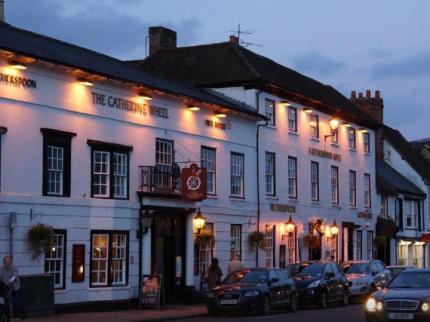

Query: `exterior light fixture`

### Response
(303, 107, 313, 113)
(188, 106, 200, 111)
(8, 61, 27, 70)
(139, 93, 152, 101)
(359, 128, 369, 133)
(280, 100, 291, 107)
(215, 113, 226, 118)
(324, 117, 340, 141)
(281, 215, 296, 240)
(140, 208, 153, 235)
(78, 78, 93, 87)
(193, 208, 206, 234)
(330, 220, 339, 236)
(343, 122, 352, 127)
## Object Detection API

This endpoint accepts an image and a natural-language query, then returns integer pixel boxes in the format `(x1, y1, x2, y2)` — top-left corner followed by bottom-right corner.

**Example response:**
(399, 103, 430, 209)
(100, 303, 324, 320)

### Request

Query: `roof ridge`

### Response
(229, 44, 261, 79)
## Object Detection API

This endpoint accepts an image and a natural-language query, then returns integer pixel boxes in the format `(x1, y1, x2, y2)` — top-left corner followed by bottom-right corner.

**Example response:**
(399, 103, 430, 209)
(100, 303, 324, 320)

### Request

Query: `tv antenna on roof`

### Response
(226, 24, 263, 48)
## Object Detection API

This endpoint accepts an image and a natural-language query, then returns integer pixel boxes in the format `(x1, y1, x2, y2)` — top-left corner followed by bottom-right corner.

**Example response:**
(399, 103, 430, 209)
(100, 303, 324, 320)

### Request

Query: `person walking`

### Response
(0, 256, 26, 320)
(227, 254, 244, 275)
(206, 258, 222, 291)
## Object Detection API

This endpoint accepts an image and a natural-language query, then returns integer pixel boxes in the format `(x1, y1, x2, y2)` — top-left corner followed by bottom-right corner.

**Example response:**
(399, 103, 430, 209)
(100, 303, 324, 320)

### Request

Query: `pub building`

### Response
(0, 19, 266, 308)
(135, 27, 381, 269)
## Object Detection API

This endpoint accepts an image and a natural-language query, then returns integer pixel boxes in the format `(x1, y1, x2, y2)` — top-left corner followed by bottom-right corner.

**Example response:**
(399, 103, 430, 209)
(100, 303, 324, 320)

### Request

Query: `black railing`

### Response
(139, 165, 181, 194)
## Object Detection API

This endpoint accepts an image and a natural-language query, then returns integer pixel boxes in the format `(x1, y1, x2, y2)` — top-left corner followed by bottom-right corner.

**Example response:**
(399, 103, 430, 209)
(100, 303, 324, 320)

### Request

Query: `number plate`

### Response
(220, 299, 238, 305)
(388, 313, 414, 320)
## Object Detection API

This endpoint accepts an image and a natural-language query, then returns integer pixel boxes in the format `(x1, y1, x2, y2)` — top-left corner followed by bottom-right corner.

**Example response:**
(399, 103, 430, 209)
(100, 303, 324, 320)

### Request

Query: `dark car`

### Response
(294, 261, 349, 309)
(365, 269, 430, 322)
(285, 261, 315, 277)
(206, 268, 298, 316)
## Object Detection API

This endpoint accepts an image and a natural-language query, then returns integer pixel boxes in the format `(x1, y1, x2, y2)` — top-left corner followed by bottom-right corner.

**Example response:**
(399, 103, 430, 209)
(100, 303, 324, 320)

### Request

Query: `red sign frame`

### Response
(181, 163, 207, 201)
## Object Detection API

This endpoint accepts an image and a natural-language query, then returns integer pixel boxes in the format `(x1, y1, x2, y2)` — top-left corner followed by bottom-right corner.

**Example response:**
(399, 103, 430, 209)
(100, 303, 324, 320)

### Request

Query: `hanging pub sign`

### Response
(421, 234, 430, 243)
(181, 163, 207, 201)
(139, 274, 164, 309)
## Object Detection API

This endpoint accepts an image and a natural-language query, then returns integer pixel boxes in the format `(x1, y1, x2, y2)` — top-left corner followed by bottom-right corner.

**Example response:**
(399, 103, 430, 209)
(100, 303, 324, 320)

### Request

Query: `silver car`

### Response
(343, 260, 392, 298)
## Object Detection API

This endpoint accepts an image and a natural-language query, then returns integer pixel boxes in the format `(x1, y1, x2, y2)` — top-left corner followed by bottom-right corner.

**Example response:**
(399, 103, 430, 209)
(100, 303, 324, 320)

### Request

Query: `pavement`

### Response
(19, 305, 207, 322)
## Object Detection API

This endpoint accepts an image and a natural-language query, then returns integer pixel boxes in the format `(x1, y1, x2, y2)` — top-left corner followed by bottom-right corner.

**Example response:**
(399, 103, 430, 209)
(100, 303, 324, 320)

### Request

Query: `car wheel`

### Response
(0, 312, 8, 322)
(318, 291, 327, 310)
(260, 295, 271, 315)
(288, 293, 298, 312)
(339, 289, 349, 306)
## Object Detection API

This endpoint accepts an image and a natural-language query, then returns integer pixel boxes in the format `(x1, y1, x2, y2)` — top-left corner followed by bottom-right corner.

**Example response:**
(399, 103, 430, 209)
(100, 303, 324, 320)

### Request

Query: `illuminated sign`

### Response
(0, 72, 37, 89)
(309, 147, 341, 161)
(270, 203, 296, 213)
(205, 119, 231, 130)
(91, 91, 169, 118)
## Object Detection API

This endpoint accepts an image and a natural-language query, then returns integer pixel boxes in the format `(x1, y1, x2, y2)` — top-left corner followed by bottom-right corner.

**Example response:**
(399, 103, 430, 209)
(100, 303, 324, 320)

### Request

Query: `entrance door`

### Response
(152, 215, 186, 304)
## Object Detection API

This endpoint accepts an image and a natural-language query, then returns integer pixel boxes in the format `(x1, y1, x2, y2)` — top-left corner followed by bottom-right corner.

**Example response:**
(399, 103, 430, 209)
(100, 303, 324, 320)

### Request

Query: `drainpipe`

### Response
(255, 90, 267, 267)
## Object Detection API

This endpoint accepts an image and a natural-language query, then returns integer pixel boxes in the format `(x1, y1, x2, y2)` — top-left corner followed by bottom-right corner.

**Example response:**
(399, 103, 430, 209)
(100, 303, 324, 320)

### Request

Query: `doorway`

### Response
(151, 214, 186, 304)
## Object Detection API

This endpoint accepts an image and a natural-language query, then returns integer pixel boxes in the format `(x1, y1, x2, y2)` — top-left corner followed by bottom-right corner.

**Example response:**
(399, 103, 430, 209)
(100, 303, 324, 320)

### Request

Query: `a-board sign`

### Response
(140, 274, 164, 309)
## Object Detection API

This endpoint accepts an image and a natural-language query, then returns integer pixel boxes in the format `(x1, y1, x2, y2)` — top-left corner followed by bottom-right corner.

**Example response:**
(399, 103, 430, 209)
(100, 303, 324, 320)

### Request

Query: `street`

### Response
(174, 304, 366, 322)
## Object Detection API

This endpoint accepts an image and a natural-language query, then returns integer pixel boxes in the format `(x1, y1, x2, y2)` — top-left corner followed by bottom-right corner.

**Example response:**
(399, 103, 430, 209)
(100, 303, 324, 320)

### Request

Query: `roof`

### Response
(134, 41, 381, 129)
(381, 125, 430, 183)
(0, 23, 263, 120)
(376, 160, 426, 197)
(410, 137, 430, 152)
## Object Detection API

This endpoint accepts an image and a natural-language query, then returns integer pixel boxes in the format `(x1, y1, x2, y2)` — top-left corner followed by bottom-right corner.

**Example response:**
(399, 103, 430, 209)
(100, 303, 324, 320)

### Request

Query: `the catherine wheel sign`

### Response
(181, 163, 207, 201)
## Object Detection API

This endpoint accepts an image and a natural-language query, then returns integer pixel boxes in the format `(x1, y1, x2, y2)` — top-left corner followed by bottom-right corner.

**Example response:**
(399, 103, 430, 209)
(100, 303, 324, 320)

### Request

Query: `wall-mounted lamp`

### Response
(188, 106, 200, 111)
(359, 128, 369, 133)
(193, 208, 206, 234)
(78, 78, 94, 87)
(303, 107, 313, 114)
(330, 219, 339, 236)
(280, 100, 291, 107)
(282, 215, 296, 240)
(324, 118, 340, 141)
(343, 122, 352, 127)
(139, 208, 153, 235)
(139, 93, 152, 101)
(8, 60, 27, 70)
(215, 113, 226, 118)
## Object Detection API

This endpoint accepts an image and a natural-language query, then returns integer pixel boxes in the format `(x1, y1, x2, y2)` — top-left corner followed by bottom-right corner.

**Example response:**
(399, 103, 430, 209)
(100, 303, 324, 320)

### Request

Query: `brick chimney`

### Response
(229, 35, 239, 45)
(148, 26, 177, 56)
(350, 89, 384, 160)
(350, 89, 384, 123)
(0, 0, 4, 22)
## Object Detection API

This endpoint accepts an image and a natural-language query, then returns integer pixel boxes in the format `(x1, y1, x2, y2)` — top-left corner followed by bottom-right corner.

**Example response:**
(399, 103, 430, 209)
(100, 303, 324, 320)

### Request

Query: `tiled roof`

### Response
(135, 41, 381, 129)
(376, 160, 426, 197)
(0, 23, 263, 119)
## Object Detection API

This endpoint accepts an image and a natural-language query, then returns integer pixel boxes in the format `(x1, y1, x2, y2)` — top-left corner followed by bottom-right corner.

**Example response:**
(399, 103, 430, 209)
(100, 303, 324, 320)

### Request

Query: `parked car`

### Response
(343, 260, 392, 299)
(386, 265, 414, 277)
(0, 281, 10, 322)
(206, 268, 298, 316)
(293, 261, 349, 309)
(365, 269, 430, 322)
(284, 261, 315, 277)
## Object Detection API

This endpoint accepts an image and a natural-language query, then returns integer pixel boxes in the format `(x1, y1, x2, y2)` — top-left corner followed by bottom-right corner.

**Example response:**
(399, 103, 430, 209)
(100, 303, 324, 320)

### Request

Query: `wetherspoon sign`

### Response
(0, 72, 37, 89)
(309, 147, 341, 161)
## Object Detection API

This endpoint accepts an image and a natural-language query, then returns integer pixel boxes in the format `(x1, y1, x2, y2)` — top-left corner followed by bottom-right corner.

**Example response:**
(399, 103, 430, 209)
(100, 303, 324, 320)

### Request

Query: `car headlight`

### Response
(366, 298, 383, 312)
(244, 290, 260, 297)
(422, 303, 429, 312)
(308, 280, 320, 288)
(207, 292, 215, 298)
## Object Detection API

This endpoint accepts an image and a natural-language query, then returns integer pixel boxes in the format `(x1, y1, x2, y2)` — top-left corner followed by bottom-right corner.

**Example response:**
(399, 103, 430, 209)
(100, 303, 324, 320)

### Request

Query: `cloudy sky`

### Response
(5, 0, 430, 140)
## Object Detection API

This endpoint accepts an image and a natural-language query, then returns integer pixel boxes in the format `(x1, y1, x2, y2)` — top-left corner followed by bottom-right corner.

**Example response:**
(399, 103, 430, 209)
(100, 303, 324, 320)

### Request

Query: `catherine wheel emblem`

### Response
(186, 176, 201, 191)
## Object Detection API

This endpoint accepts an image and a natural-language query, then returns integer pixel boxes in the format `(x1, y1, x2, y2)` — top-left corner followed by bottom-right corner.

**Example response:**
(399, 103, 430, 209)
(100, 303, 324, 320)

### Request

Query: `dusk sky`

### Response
(5, 0, 430, 140)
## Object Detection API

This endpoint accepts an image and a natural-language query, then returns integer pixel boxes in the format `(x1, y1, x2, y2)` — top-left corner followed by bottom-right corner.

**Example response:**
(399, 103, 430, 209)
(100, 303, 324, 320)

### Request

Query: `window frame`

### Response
(356, 230, 362, 260)
(363, 132, 371, 153)
(265, 225, 276, 268)
(310, 114, 319, 138)
(348, 128, 356, 149)
(330, 128, 339, 144)
(364, 173, 372, 208)
(366, 231, 374, 260)
(156, 138, 174, 166)
(265, 98, 276, 126)
(381, 194, 388, 216)
(195, 223, 215, 276)
(201, 146, 217, 195)
(44, 229, 67, 290)
(265, 152, 276, 196)
(90, 230, 129, 288)
(331, 166, 339, 204)
(41, 128, 75, 197)
(349, 170, 357, 207)
(288, 106, 297, 132)
(88, 140, 132, 200)
(310, 161, 319, 202)
(288, 156, 298, 199)
(230, 152, 245, 198)
(230, 224, 242, 261)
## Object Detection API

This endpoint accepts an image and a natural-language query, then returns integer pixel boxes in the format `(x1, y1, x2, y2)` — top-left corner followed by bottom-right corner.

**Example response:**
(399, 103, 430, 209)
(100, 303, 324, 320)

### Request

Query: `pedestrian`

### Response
(0, 256, 26, 320)
(206, 258, 222, 291)
(227, 254, 244, 275)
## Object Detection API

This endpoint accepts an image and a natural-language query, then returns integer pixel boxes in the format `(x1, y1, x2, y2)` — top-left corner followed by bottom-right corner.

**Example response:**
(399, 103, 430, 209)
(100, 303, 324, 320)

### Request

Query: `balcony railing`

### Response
(139, 165, 181, 196)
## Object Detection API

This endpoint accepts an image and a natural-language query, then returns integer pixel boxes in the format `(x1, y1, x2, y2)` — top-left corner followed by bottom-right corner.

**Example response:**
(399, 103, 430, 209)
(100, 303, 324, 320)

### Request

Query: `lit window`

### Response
(265, 152, 276, 196)
(265, 225, 275, 268)
(288, 231, 296, 264)
(265, 99, 275, 126)
(288, 107, 297, 132)
(288, 157, 297, 198)
(330, 128, 338, 144)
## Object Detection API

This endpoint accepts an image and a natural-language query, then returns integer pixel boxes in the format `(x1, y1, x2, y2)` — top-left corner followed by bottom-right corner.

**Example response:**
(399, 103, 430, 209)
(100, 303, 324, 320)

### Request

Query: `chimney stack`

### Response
(148, 26, 177, 56)
(350, 91, 356, 99)
(229, 35, 239, 45)
(0, 0, 4, 22)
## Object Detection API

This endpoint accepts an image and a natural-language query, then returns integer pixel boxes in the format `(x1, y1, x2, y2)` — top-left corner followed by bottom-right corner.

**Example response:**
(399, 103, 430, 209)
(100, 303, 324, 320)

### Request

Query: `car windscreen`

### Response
(223, 270, 267, 285)
(344, 263, 370, 274)
(298, 263, 324, 277)
(389, 272, 430, 289)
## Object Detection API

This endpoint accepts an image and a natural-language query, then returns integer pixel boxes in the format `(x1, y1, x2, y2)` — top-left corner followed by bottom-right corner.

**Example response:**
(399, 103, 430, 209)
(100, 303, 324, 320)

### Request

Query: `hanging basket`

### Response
(248, 231, 266, 250)
(27, 223, 54, 260)
(376, 216, 397, 238)
(303, 234, 321, 250)
(195, 231, 215, 247)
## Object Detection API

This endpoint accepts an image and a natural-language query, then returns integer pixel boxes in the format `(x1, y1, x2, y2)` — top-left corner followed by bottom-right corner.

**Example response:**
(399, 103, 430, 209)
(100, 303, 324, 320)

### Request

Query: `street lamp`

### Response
(324, 117, 340, 141)
(140, 209, 152, 235)
(330, 219, 339, 236)
(193, 208, 206, 234)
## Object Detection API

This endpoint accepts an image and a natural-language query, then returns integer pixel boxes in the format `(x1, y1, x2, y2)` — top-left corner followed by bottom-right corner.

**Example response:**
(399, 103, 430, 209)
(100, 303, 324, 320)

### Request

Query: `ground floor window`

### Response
(355, 230, 362, 260)
(194, 223, 214, 275)
(91, 231, 128, 287)
(265, 225, 275, 268)
(230, 224, 242, 260)
(366, 231, 374, 260)
(412, 243, 424, 268)
(327, 235, 338, 262)
(398, 243, 409, 266)
(287, 230, 296, 264)
(45, 230, 67, 289)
